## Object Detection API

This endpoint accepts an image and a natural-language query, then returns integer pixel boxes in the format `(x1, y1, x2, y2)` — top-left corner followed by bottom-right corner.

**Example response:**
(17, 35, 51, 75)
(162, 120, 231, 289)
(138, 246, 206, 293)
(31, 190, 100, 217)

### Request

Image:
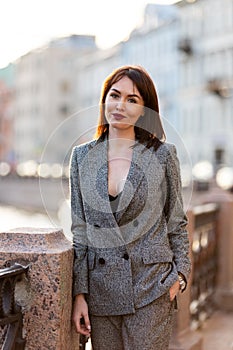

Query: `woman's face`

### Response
(105, 76, 144, 131)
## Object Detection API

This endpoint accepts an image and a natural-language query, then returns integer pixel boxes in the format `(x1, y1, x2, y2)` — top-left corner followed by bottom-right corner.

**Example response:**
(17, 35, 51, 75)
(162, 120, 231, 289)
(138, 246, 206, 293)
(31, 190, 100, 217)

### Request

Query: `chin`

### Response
(110, 121, 134, 130)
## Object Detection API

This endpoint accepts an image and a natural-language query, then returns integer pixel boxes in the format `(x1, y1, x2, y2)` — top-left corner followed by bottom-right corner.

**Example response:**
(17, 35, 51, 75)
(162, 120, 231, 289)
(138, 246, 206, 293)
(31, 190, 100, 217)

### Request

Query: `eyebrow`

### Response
(110, 88, 141, 99)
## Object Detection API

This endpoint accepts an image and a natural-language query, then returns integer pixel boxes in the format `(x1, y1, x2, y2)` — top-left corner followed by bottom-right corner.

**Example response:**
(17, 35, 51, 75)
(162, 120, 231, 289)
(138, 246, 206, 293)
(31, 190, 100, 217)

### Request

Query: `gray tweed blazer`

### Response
(70, 138, 191, 316)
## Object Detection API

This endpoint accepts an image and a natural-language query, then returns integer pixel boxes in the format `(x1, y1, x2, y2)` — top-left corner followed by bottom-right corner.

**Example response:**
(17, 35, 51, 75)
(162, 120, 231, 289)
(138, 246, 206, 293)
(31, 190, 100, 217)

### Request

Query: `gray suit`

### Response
(70, 138, 191, 317)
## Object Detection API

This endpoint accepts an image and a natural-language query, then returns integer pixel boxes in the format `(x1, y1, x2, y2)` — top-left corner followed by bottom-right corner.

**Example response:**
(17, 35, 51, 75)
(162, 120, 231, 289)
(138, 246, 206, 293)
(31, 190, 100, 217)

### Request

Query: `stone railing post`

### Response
(199, 187, 233, 311)
(169, 209, 203, 350)
(215, 199, 233, 310)
(0, 228, 79, 350)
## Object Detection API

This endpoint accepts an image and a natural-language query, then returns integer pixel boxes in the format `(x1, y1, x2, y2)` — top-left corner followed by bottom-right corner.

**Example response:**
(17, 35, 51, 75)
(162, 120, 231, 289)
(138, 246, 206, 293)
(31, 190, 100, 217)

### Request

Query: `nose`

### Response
(116, 99, 125, 111)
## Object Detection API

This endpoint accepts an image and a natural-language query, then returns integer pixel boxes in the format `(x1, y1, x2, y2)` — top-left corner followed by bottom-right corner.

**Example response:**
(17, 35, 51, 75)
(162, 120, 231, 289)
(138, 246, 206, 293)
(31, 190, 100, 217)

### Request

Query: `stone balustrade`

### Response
(169, 188, 233, 350)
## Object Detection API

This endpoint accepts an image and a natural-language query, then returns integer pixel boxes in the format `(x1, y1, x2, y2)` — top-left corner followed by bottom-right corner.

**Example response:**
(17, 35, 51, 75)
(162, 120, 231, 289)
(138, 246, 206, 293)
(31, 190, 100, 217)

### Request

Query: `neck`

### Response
(108, 126, 135, 142)
(108, 128, 136, 151)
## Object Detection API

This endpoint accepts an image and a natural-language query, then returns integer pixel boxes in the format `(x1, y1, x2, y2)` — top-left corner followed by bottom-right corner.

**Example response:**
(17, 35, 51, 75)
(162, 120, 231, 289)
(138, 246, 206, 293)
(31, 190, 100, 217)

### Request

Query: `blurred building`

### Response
(0, 64, 14, 163)
(12, 34, 97, 162)
(1, 0, 232, 169)
(176, 0, 233, 169)
(76, 0, 233, 170)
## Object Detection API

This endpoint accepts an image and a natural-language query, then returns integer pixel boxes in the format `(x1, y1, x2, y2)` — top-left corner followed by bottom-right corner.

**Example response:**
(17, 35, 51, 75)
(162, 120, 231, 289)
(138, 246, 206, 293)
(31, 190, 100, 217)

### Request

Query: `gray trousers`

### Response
(89, 292, 175, 350)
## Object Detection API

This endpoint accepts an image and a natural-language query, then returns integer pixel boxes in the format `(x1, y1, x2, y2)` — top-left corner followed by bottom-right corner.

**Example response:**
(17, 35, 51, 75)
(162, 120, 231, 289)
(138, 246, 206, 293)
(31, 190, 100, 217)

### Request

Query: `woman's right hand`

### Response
(72, 294, 91, 336)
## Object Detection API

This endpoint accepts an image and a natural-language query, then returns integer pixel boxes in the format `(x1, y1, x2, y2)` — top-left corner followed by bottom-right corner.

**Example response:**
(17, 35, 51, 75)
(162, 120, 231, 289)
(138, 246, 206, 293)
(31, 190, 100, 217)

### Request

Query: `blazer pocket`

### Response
(142, 244, 174, 264)
(141, 244, 179, 292)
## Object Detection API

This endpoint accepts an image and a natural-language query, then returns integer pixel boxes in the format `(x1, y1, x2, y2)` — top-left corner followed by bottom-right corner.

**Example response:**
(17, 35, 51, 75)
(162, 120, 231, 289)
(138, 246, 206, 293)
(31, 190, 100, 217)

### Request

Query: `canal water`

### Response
(0, 200, 73, 241)
(0, 205, 55, 231)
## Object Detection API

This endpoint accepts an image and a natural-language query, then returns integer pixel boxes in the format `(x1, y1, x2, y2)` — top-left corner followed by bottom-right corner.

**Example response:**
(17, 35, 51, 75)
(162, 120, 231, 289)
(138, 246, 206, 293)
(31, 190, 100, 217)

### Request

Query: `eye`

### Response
(110, 93, 119, 99)
(128, 98, 137, 104)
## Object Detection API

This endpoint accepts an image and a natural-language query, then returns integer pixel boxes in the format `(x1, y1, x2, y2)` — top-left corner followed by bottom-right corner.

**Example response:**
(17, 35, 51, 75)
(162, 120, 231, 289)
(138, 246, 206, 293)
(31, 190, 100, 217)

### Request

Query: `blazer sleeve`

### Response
(164, 144, 191, 282)
(70, 146, 89, 296)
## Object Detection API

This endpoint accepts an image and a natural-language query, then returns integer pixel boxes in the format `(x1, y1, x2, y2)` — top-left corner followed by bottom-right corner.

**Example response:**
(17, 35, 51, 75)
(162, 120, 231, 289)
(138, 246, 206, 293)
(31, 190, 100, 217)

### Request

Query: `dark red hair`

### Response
(95, 65, 166, 150)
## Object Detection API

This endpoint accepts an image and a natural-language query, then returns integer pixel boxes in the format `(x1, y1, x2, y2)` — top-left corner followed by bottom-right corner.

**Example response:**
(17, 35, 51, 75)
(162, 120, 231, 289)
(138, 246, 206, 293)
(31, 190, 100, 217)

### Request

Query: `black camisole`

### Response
(109, 192, 122, 214)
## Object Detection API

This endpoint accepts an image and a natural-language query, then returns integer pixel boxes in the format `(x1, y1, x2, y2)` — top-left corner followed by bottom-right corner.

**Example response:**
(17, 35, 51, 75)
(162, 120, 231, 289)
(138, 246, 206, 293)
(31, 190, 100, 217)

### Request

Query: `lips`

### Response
(112, 113, 126, 120)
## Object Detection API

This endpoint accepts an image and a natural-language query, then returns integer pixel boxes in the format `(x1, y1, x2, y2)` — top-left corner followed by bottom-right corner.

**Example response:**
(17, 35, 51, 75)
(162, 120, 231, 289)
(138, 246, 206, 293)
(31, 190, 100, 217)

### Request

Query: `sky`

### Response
(0, 0, 180, 69)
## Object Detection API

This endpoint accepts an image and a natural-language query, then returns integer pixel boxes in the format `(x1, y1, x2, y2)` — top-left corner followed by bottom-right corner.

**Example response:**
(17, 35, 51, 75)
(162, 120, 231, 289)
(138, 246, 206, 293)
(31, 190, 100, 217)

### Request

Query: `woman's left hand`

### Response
(169, 280, 180, 301)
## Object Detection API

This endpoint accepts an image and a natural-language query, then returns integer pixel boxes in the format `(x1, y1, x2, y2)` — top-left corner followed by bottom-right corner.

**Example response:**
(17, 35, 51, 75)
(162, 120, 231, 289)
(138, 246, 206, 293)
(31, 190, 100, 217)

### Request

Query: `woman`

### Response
(70, 65, 191, 350)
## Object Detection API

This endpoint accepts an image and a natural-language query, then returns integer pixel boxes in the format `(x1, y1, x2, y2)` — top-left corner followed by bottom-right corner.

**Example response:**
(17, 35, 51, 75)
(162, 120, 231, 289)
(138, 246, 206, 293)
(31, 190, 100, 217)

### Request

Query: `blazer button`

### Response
(98, 258, 105, 265)
(123, 253, 129, 260)
(133, 219, 139, 227)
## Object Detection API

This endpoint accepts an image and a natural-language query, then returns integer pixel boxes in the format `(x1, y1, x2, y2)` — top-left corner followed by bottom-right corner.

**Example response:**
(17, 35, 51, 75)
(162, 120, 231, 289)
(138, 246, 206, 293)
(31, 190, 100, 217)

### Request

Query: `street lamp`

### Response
(216, 167, 233, 191)
(192, 161, 214, 191)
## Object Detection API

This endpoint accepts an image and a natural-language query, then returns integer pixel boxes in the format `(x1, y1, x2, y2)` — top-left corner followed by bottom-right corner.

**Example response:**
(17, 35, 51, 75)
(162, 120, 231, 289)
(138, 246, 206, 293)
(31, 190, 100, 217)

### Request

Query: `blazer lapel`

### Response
(85, 139, 114, 217)
(88, 139, 127, 246)
(115, 142, 154, 224)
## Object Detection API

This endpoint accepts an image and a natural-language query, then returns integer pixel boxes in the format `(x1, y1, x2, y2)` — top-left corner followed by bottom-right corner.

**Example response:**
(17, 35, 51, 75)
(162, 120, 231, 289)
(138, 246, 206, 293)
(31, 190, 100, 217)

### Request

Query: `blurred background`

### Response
(0, 1, 233, 348)
(0, 0, 233, 238)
